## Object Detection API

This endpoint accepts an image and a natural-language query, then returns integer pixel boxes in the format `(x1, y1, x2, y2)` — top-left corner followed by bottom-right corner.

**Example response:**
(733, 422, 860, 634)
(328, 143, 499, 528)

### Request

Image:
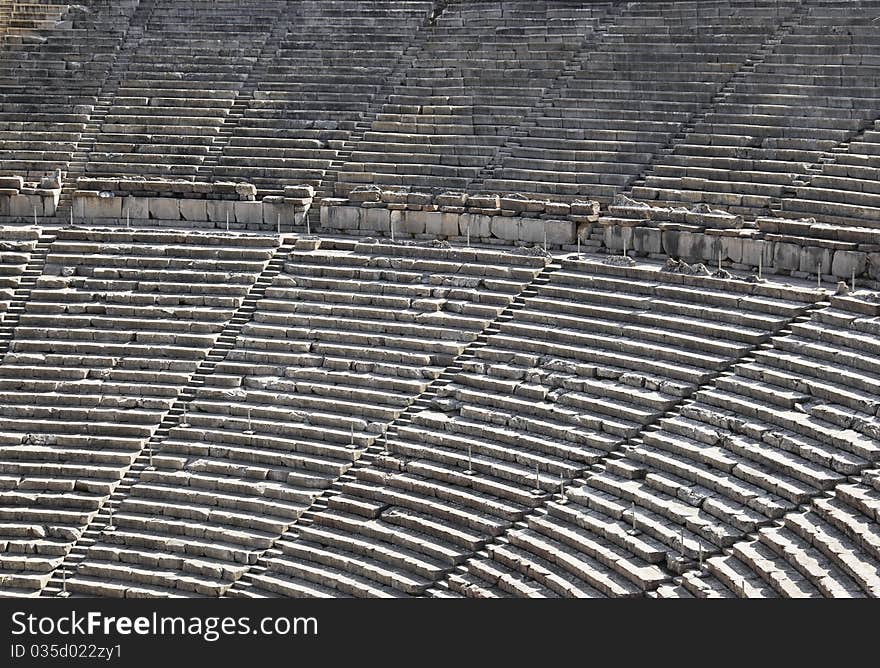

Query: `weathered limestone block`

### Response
(361, 206, 390, 232)
(0, 176, 23, 191)
(284, 184, 314, 199)
(124, 196, 149, 219)
(349, 186, 382, 203)
(10, 194, 43, 218)
(798, 246, 833, 275)
(322, 204, 359, 230)
(633, 226, 662, 254)
(831, 250, 867, 279)
(773, 242, 801, 271)
(460, 213, 491, 238)
(662, 230, 716, 262)
(179, 198, 208, 222)
(206, 199, 234, 224)
(148, 197, 180, 221)
(436, 192, 467, 207)
(234, 200, 263, 225)
(426, 211, 461, 237)
(235, 183, 257, 201)
(520, 218, 575, 245)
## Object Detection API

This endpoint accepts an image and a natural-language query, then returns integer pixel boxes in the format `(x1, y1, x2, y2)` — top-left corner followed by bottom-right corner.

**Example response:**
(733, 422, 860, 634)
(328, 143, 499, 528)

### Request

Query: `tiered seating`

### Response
(782, 119, 880, 227)
(212, 1, 434, 196)
(334, 1, 611, 195)
(238, 258, 817, 598)
(84, 0, 285, 180)
(665, 467, 880, 598)
(0, 228, 40, 314)
(483, 0, 797, 202)
(68, 240, 547, 597)
(0, 229, 277, 597)
(0, 0, 138, 180)
(638, 0, 880, 218)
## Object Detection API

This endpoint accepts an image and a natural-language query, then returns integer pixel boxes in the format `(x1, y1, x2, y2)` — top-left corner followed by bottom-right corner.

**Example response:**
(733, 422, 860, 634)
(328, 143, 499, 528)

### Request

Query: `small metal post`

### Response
(466, 219, 471, 247)
(532, 464, 541, 495)
(126, 207, 131, 228)
(33, 206, 37, 226)
(306, 215, 311, 236)
(543, 222, 547, 252)
(631, 501, 637, 534)
(106, 503, 115, 531)
(69, 205, 73, 226)
(817, 262, 822, 289)
(718, 247, 722, 272)
(758, 250, 762, 279)
(180, 405, 189, 428)
(60, 568, 69, 597)
(558, 472, 567, 504)
(348, 424, 355, 449)
(622, 230, 627, 258)
(852, 267, 856, 292)
(148, 444, 153, 468)
(699, 542, 704, 570)
(680, 526, 685, 557)
(464, 445, 474, 475)
(244, 408, 254, 435)
(226, 210, 230, 232)
(277, 212, 281, 236)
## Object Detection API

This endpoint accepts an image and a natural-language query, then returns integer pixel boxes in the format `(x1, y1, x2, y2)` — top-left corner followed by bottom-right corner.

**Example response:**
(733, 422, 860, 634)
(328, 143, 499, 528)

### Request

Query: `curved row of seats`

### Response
(0, 228, 278, 597)
(334, 1, 612, 196)
(84, 0, 287, 181)
(451, 288, 880, 598)
(662, 467, 880, 598)
(637, 0, 880, 219)
(481, 0, 798, 202)
(64, 240, 547, 597)
(230, 258, 820, 597)
(0, 227, 40, 314)
(212, 1, 434, 196)
(0, 0, 138, 181)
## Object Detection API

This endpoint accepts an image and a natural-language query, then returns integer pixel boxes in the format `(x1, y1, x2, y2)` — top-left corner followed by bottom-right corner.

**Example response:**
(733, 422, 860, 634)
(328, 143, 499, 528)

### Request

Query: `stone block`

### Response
(426, 212, 461, 237)
(234, 200, 264, 225)
(362, 206, 390, 232)
(206, 200, 234, 224)
(773, 242, 801, 271)
(798, 246, 833, 276)
(123, 196, 149, 220)
(831, 250, 867, 280)
(148, 197, 180, 221)
(462, 214, 491, 238)
(179, 198, 208, 222)
(633, 226, 662, 255)
(322, 204, 359, 230)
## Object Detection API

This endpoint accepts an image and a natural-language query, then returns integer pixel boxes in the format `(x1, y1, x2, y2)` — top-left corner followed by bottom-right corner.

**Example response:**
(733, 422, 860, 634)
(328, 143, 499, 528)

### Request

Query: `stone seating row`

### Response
(237, 256, 818, 597)
(214, 1, 435, 196)
(66, 240, 547, 597)
(0, 228, 278, 597)
(483, 0, 798, 203)
(638, 0, 880, 218)
(334, 1, 612, 196)
(0, 0, 139, 181)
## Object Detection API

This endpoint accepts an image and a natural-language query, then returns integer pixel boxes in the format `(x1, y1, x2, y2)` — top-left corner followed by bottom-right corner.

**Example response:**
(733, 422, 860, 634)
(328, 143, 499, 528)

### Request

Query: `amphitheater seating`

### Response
(0, 228, 40, 314)
(0, 229, 277, 597)
(334, 1, 611, 196)
(233, 258, 818, 598)
(211, 1, 434, 196)
(83, 0, 287, 181)
(65, 240, 547, 597)
(637, 0, 880, 218)
(0, 1, 138, 181)
(781, 119, 880, 227)
(481, 0, 798, 202)
(662, 467, 880, 598)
